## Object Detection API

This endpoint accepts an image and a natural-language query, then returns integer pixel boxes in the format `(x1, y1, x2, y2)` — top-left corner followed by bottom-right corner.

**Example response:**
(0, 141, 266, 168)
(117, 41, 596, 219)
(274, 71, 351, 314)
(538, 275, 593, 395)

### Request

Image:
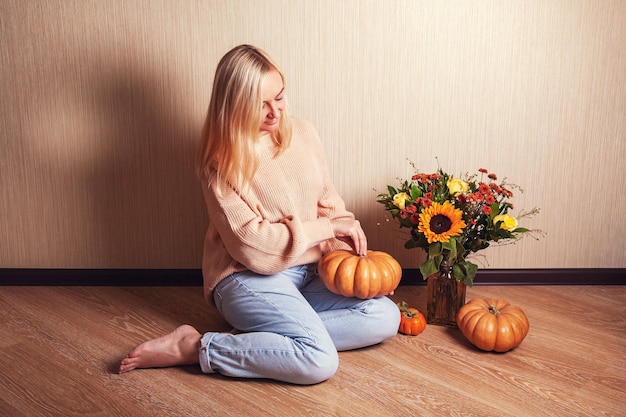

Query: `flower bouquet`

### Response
(377, 164, 540, 286)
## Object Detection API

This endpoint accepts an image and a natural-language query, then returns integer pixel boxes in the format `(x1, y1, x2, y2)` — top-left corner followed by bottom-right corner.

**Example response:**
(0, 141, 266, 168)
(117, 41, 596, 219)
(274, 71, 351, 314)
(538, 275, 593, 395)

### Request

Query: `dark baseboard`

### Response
(0, 269, 203, 286)
(0, 268, 623, 286)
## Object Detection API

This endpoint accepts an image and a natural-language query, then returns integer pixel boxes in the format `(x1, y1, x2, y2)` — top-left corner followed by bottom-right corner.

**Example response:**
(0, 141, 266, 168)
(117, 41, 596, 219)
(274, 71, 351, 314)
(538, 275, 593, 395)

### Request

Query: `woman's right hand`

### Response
(330, 219, 367, 256)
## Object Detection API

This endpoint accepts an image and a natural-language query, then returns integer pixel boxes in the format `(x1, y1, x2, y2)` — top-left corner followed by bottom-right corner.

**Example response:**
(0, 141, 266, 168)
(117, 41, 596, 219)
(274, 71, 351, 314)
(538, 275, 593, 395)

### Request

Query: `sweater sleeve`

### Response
(203, 177, 335, 275)
(304, 122, 357, 253)
(291, 120, 354, 223)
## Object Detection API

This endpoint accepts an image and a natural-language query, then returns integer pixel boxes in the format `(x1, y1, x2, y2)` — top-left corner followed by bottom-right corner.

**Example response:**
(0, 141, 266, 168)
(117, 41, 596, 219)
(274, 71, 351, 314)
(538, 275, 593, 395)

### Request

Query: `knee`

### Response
(371, 296, 401, 341)
(291, 341, 339, 385)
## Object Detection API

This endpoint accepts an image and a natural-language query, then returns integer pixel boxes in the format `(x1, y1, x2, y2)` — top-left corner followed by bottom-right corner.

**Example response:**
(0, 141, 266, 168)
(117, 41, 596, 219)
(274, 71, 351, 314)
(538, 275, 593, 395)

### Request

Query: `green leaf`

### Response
(490, 202, 500, 217)
(428, 242, 442, 258)
(455, 239, 466, 259)
(404, 239, 420, 249)
(453, 261, 478, 286)
(398, 218, 413, 228)
(465, 262, 478, 283)
(419, 258, 437, 279)
(411, 234, 424, 246)
(442, 238, 457, 260)
(452, 263, 468, 284)
(410, 183, 422, 200)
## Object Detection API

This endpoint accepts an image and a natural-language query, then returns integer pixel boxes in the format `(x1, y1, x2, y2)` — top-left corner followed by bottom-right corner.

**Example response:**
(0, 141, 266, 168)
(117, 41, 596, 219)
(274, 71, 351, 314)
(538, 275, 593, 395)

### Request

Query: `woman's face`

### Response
(259, 69, 285, 134)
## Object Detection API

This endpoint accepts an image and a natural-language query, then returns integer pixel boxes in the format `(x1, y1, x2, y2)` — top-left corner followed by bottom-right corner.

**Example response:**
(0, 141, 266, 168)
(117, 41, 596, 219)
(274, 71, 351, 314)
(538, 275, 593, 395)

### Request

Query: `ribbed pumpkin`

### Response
(318, 250, 402, 299)
(397, 302, 427, 335)
(456, 298, 530, 352)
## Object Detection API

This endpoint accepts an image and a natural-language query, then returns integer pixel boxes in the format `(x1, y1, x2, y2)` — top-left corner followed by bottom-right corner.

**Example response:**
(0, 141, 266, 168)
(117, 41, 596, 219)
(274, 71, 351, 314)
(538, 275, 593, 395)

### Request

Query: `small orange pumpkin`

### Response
(456, 298, 530, 352)
(317, 250, 402, 299)
(397, 302, 427, 335)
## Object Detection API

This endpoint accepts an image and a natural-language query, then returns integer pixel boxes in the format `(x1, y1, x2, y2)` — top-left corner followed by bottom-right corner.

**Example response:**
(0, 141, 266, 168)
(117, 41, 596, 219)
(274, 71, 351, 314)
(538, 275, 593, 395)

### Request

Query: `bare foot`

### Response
(118, 324, 202, 374)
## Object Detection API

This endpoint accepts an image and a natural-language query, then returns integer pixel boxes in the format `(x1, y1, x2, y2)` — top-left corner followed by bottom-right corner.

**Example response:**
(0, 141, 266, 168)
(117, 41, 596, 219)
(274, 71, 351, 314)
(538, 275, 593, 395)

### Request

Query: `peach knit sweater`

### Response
(200, 118, 354, 302)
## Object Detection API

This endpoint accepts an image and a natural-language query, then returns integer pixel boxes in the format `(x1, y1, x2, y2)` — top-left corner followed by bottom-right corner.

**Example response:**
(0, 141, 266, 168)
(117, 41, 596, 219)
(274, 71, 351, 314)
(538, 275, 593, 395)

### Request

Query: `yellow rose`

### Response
(447, 178, 469, 197)
(493, 214, 518, 231)
(392, 192, 411, 210)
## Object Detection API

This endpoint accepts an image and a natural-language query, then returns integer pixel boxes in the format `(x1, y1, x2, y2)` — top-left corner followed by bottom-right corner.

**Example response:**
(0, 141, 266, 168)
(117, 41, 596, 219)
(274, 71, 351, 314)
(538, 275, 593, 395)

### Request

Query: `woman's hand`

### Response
(330, 219, 367, 256)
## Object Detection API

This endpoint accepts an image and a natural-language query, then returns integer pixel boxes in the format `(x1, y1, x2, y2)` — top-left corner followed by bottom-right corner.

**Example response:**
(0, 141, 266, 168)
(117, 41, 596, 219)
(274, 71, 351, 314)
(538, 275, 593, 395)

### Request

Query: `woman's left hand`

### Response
(330, 219, 367, 256)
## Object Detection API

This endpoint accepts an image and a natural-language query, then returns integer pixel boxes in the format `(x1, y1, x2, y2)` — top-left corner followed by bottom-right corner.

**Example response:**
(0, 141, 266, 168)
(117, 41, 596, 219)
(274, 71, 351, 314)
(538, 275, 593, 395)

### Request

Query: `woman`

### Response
(119, 45, 399, 385)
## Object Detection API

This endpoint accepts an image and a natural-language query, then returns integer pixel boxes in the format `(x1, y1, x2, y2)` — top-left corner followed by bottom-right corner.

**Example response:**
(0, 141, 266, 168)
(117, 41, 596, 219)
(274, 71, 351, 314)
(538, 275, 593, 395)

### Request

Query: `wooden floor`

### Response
(0, 284, 624, 417)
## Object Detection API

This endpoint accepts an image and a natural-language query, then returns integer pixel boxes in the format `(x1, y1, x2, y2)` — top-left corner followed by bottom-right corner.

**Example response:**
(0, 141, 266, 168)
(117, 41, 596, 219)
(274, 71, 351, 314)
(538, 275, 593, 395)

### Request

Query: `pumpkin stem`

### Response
(397, 301, 418, 318)
(489, 305, 500, 315)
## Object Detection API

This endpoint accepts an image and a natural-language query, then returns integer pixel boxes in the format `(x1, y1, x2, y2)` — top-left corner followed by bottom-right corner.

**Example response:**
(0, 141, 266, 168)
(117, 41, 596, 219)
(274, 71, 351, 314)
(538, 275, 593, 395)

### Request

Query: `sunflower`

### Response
(417, 201, 466, 243)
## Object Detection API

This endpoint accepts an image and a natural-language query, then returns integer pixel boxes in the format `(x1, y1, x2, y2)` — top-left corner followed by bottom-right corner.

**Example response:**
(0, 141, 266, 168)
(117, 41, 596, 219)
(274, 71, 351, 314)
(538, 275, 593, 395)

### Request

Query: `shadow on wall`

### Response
(83, 57, 207, 268)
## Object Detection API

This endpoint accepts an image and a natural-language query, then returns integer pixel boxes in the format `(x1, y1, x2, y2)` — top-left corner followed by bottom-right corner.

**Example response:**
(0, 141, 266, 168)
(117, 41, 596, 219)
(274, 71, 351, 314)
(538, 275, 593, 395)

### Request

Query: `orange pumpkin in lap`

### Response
(318, 250, 402, 299)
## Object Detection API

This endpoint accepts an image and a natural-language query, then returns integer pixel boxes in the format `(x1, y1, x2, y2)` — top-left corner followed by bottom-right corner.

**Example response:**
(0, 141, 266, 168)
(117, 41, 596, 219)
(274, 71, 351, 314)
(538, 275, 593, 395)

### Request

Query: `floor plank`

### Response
(0, 284, 624, 416)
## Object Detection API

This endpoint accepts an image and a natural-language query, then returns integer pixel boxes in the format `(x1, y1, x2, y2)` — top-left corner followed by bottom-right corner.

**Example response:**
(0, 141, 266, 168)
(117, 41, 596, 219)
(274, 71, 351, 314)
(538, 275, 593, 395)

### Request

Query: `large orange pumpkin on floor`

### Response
(318, 250, 402, 299)
(456, 298, 530, 352)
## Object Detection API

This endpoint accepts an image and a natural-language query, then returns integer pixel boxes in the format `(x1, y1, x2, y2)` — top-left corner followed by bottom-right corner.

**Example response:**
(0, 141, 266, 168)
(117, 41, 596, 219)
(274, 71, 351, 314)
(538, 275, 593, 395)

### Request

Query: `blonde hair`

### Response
(196, 45, 292, 192)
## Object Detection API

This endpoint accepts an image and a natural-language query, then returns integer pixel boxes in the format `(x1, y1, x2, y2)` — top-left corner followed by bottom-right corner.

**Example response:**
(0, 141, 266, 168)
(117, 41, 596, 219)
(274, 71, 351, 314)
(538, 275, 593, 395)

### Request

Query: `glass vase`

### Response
(426, 260, 467, 326)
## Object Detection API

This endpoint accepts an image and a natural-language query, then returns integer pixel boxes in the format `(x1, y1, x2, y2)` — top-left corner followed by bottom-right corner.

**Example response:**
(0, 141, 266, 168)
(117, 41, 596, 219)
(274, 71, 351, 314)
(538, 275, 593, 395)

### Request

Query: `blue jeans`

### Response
(199, 264, 400, 385)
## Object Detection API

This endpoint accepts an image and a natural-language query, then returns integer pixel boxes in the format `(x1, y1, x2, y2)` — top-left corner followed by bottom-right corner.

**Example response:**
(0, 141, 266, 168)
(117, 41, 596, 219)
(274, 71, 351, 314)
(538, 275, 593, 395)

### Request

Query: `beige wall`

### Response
(1, 0, 625, 271)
